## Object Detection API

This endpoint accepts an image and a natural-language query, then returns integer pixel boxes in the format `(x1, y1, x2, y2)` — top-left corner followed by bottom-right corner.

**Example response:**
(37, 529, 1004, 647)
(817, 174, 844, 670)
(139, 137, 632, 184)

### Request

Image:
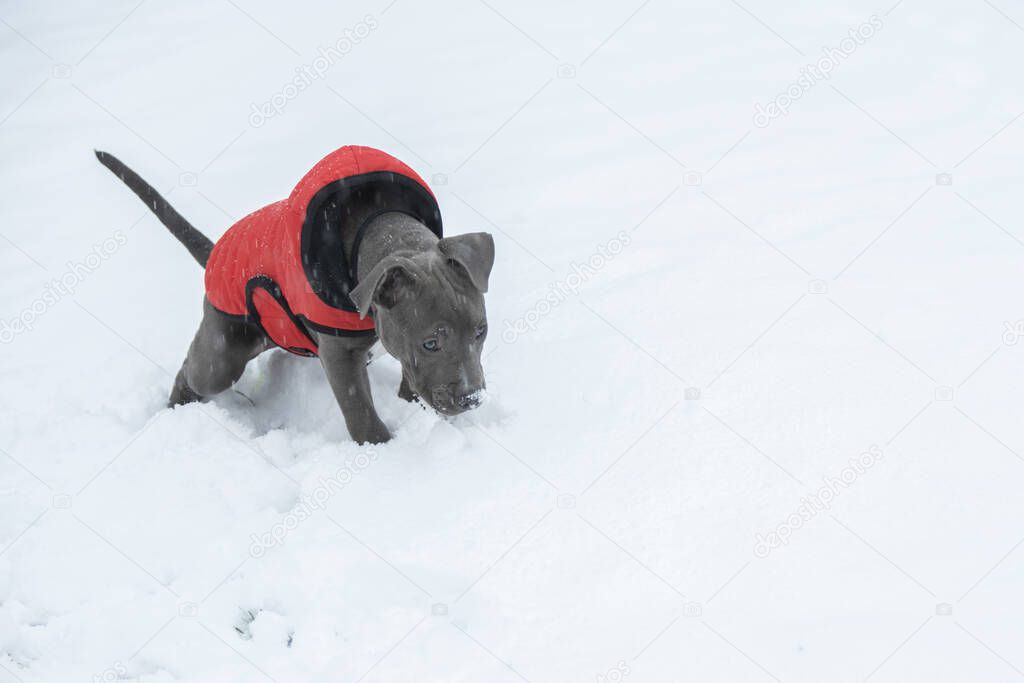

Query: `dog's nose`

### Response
(456, 392, 482, 410)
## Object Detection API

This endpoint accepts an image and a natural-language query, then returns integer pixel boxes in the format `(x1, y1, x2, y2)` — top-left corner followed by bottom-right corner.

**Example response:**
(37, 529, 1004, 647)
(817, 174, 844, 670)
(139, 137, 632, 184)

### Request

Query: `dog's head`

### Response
(351, 232, 494, 416)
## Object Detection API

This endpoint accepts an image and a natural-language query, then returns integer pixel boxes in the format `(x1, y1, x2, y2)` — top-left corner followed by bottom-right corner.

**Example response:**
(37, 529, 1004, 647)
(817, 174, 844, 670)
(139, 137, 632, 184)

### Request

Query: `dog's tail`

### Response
(94, 150, 214, 268)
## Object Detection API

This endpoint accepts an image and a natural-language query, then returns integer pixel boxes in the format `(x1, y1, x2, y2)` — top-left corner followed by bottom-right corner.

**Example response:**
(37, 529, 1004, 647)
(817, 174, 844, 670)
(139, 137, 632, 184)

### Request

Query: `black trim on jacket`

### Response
(300, 171, 442, 313)
(244, 275, 318, 357)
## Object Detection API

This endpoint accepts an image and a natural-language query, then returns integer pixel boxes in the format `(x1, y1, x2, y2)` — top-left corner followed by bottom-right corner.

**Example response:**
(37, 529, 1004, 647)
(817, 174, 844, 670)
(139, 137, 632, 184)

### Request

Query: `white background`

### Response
(1, 1, 1023, 681)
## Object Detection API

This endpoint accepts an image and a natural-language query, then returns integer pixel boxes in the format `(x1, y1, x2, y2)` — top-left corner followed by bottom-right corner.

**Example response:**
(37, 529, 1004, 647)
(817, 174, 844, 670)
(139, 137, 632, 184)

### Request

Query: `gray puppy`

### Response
(96, 146, 493, 444)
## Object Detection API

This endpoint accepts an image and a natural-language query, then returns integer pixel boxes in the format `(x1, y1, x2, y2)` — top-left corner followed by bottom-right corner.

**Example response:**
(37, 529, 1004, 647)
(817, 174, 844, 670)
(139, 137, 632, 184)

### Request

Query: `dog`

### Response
(96, 145, 494, 444)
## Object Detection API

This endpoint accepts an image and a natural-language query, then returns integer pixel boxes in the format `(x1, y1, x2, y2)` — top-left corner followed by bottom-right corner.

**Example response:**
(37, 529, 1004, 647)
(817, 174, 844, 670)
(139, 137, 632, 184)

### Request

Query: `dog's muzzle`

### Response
(431, 386, 484, 415)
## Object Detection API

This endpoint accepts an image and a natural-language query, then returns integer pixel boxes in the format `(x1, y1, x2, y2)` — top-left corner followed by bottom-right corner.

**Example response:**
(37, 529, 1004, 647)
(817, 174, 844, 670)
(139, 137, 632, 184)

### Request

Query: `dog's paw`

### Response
(353, 420, 392, 444)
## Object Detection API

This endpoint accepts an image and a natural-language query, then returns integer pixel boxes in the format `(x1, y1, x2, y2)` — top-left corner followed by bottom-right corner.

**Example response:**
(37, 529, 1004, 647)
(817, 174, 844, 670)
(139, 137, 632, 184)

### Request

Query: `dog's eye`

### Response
(475, 323, 487, 339)
(422, 339, 440, 352)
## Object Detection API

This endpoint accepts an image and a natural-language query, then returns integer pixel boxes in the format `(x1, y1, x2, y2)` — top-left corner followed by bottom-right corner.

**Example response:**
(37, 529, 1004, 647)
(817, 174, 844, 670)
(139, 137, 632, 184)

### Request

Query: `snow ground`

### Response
(1, 0, 1023, 681)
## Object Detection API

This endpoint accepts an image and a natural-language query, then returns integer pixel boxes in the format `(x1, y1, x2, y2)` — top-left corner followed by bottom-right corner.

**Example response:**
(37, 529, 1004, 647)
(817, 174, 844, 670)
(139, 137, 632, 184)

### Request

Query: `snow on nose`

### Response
(456, 390, 482, 410)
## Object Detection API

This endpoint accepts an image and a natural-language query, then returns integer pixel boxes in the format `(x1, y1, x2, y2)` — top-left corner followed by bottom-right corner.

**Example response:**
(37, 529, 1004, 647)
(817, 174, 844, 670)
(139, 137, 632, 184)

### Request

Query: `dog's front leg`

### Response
(316, 334, 391, 444)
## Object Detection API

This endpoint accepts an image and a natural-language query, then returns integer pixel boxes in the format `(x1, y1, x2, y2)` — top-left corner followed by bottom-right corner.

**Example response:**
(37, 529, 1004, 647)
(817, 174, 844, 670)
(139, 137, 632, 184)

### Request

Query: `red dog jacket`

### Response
(204, 146, 442, 356)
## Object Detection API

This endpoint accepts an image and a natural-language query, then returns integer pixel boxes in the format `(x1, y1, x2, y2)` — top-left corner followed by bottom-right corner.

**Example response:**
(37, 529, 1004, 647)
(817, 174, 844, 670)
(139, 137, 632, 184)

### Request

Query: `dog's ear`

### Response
(350, 256, 419, 318)
(437, 232, 495, 293)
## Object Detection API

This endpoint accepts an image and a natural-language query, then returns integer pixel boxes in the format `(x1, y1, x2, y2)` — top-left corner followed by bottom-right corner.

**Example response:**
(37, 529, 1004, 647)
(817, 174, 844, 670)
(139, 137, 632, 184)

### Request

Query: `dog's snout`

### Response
(456, 392, 481, 410)
(429, 385, 484, 414)
(431, 386, 449, 406)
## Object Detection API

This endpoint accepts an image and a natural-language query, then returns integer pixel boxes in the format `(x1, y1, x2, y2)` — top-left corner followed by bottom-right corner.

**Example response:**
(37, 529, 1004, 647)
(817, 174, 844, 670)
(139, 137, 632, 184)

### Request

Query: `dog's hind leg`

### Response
(169, 298, 271, 406)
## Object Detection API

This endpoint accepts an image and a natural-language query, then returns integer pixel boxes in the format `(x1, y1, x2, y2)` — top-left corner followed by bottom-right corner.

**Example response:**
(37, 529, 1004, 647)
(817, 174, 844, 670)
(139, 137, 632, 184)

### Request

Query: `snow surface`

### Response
(2, 1, 1024, 681)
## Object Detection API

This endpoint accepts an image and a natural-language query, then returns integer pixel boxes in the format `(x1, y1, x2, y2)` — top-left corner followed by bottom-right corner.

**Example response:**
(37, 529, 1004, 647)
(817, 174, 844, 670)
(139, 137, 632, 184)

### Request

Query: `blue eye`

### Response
(422, 339, 439, 352)
(475, 324, 487, 339)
